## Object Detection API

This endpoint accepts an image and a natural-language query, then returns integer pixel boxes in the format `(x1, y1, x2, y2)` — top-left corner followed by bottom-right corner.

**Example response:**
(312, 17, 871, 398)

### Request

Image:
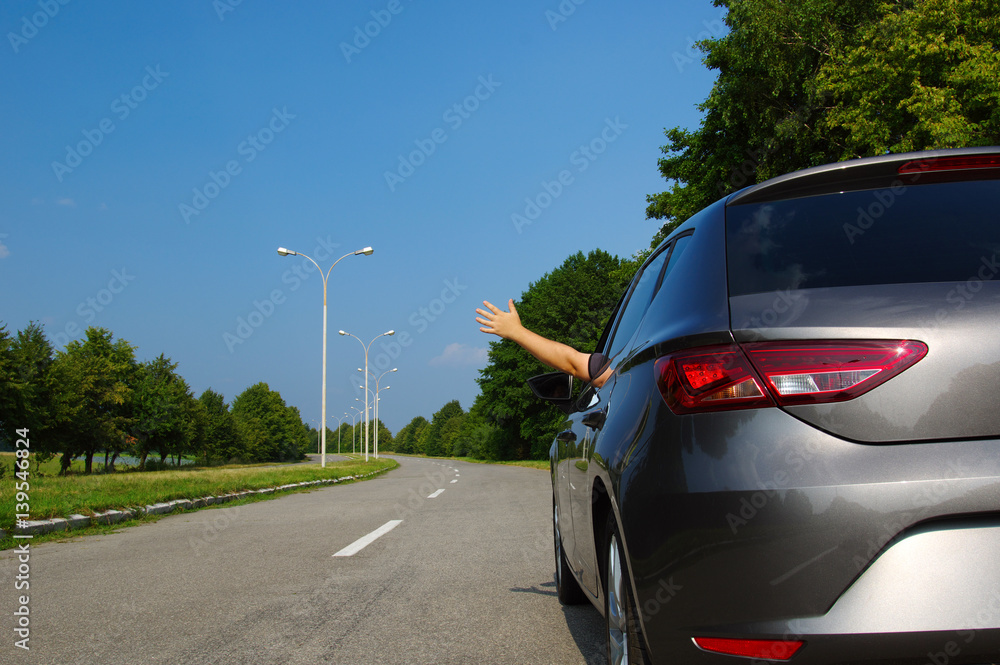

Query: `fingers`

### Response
(477, 299, 514, 338)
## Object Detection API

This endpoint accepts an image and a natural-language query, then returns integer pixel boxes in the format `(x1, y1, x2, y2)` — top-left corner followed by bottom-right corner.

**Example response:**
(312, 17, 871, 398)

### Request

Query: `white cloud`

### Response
(0, 234, 8, 259)
(428, 343, 488, 368)
(56, 197, 76, 207)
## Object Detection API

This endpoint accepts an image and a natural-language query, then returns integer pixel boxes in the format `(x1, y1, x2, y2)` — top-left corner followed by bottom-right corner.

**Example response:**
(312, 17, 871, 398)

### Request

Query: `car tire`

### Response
(605, 514, 650, 665)
(553, 500, 587, 605)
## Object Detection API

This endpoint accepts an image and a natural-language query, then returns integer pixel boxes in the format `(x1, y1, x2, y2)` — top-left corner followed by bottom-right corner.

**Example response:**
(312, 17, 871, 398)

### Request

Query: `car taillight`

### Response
(693, 637, 804, 660)
(742, 340, 927, 406)
(654, 345, 774, 414)
(898, 154, 1000, 174)
(655, 340, 927, 413)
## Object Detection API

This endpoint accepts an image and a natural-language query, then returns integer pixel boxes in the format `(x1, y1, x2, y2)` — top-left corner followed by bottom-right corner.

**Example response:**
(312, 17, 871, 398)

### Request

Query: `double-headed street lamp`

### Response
(339, 329, 394, 461)
(277, 245, 373, 467)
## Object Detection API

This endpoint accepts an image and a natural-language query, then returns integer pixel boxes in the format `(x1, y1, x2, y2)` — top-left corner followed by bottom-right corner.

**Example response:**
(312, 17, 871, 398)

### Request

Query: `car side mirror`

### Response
(526, 372, 575, 414)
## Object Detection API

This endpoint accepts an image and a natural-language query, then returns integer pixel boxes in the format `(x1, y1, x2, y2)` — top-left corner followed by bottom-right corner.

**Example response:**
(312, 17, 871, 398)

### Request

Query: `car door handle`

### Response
(556, 430, 577, 442)
(582, 408, 606, 431)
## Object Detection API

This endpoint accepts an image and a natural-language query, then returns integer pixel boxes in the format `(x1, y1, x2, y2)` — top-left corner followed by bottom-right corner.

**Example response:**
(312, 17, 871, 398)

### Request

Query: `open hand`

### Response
(476, 299, 522, 339)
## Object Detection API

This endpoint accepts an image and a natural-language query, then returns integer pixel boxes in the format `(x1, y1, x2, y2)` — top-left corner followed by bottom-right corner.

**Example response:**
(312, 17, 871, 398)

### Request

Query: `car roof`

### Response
(727, 145, 1000, 206)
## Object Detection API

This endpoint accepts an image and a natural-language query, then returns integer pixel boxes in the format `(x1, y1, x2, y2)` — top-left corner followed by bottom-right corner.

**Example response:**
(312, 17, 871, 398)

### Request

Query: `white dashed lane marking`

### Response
(333, 520, 403, 557)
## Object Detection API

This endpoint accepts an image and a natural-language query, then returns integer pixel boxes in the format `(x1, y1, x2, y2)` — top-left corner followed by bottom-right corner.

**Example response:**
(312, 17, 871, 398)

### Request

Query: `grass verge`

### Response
(0, 453, 397, 548)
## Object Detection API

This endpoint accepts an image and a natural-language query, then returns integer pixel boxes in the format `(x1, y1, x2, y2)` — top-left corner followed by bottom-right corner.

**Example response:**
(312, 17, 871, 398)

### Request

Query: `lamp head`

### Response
(385, 330, 395, 336)
(356, 247, 374, 256)
(277, 247, 296, 256)
(338, 330, 347, 336)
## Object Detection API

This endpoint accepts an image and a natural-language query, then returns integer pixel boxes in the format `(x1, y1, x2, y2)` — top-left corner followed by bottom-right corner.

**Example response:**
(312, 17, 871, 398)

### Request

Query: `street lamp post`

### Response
(277, 245, 373, 468)
(364, 367, 397, 459)
(374, 388, 388, 458)
(331, 413, 348, 455)
(349, 406, 363, 454)
(339, 329, 394, 461)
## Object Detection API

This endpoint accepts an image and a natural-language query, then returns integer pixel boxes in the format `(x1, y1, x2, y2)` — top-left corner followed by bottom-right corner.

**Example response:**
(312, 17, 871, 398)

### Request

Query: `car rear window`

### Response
(725, 179, 1000, 296)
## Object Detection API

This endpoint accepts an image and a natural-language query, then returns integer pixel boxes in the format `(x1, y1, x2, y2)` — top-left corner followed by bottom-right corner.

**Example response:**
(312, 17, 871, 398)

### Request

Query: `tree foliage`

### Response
(816, 0, 1000, 157)
(198, 388, 241, 464)
(393, 416, 428, 454)
(131, 354, 195, 469)
(0, 320, 312, 472)
(422, 400, 464, 458)
(231, 382, 310, 463)
(1, 323, 64, 461)
(646, 0, 1000, 239)
(57, 328, 137, 473)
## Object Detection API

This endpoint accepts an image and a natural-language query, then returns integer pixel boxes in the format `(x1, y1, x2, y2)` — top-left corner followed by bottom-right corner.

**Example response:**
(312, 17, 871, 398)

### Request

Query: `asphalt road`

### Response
(2, 456, 605, 664)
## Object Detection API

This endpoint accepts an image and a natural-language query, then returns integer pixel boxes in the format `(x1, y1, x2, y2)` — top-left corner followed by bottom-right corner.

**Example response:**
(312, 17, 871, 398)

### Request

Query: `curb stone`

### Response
(10, 467, 390, 537)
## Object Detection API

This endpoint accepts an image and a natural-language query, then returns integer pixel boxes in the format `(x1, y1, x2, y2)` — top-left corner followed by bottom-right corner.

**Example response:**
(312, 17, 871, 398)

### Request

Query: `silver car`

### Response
(537, 147, 1000, 664)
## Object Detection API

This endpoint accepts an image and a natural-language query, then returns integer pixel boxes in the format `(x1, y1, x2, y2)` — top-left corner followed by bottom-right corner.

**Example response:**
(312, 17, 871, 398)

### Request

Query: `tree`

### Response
(451, 401, 496, 459)
(131, 354, 194, 470)
(394, 416, 428, 454)
(334, 422, 355, 454)
(0, 325, 14, 444)
(1, 323, 64, 464)
(55, 328, 137, 473)
(439, 412, 466, 457)
(198, 389, 241, 463)
(231, 383, 309, 462)
(371, 418, 393, 453)
(423, 400, 464, 457)
(645, 0, 1000, 239)
(815, 0, 1000, 158)
(476, 249, 636, 459)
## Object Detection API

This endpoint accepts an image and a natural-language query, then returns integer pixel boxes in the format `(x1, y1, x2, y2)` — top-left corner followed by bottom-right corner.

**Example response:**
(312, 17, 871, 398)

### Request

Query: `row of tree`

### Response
(0, 324, 311, 472)
(310, 419, 393, 456)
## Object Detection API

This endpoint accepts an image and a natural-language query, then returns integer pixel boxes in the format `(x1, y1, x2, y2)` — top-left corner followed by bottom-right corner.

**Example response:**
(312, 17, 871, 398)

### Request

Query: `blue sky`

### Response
(0, 0, 722, 434)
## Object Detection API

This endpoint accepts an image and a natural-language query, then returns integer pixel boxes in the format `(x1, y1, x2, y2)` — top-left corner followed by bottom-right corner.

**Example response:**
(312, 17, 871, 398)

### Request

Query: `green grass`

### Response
(0, 452, 397, 535)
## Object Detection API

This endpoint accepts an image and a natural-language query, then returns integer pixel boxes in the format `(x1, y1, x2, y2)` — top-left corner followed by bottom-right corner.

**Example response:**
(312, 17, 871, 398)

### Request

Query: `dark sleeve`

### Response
(588, 353, 610, 382)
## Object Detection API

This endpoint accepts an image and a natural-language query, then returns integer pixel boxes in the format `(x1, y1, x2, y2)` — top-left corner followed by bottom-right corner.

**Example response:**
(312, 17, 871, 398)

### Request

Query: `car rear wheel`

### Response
(605, 515, 649, 665)
(553, 501, 587, 605)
